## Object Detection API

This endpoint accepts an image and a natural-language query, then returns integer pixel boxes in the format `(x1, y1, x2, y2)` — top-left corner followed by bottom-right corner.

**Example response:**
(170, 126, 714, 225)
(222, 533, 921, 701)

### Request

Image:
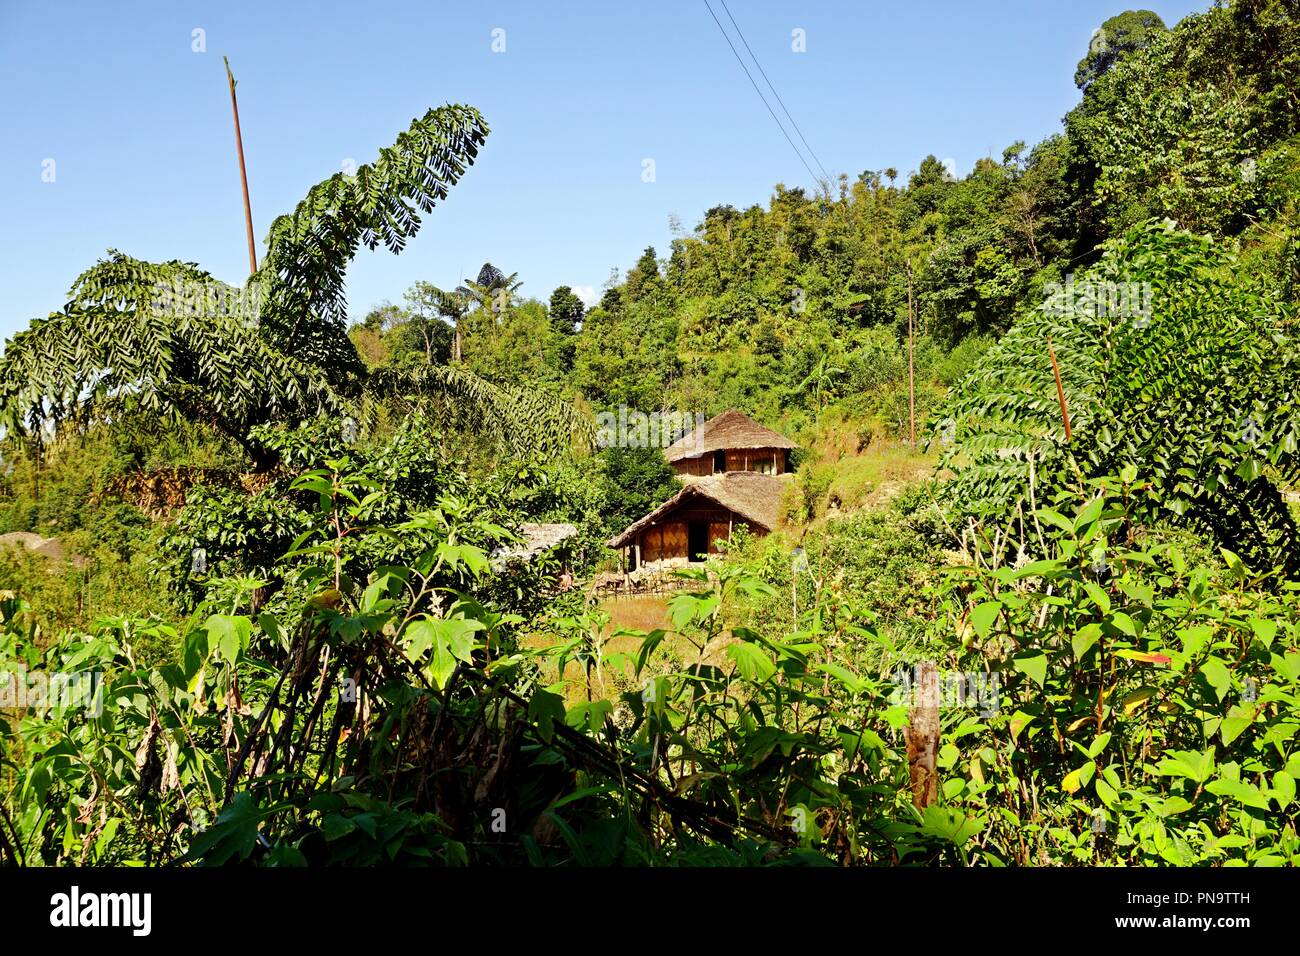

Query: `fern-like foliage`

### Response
(368, 363, 595, 460)
(0, 252, 337, 458)
(256, 105, 488, 378)
(0, 105, 587, 463)
(938, 219, 1300, 571)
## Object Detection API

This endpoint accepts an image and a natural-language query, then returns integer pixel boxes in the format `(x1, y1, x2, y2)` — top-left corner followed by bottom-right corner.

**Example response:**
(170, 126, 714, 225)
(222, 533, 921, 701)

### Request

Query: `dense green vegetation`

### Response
(1, 1, 1298, 866)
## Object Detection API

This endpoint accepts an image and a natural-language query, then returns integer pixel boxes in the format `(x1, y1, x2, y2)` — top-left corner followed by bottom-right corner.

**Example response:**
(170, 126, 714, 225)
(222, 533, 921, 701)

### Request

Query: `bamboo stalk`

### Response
(224, 56, 258, 275)
(1048, 336, 1072, 442)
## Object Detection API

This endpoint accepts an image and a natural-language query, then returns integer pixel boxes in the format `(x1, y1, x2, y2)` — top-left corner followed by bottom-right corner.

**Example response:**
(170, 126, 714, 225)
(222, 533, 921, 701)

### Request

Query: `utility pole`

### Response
(906, 260, 917, 449)
(224, 56, 258, 275)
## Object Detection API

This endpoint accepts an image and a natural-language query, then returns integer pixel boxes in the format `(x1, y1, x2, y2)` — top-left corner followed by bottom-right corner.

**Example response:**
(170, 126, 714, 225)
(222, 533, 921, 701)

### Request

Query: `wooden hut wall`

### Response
(673, 456, 713, 477)
(723, 447, 784, 474)
(641, 521, 686, 563)
(708, 520, 734, 554)
(635, 507, 759, 562)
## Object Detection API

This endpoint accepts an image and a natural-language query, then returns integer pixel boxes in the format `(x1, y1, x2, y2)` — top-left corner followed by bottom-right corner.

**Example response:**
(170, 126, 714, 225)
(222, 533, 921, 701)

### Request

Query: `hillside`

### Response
(1, 0, 1298, 871)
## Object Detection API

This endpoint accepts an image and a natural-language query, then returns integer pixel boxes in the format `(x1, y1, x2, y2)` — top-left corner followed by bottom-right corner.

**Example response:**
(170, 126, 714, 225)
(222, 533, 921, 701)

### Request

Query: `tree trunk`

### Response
(904, 660, 940, 809)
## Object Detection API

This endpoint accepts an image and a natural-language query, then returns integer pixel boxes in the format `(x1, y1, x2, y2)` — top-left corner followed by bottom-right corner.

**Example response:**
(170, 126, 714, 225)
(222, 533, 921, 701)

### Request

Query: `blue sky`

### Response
(0, 0, 1210, 342)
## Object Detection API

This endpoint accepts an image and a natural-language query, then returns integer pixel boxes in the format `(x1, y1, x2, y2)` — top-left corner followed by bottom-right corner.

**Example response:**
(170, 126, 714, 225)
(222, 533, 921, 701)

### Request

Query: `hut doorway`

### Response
(687, 521, 709, 562)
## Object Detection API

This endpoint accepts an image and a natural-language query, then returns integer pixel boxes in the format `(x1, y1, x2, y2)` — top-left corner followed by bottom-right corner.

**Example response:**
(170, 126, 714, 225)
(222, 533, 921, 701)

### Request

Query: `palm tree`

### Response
(456, 262, 522, 316)
(404, 281, 469, 363)
(427, 285, 472, 363)
(799, 354, 845, 411)
(452, 263, 523, 364)
(0, 106, 590, 465)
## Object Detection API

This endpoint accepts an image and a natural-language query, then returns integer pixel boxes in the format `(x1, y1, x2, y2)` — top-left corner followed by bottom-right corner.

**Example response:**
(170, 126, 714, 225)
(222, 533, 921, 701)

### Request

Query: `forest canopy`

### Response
(1, 0, 1298, 871)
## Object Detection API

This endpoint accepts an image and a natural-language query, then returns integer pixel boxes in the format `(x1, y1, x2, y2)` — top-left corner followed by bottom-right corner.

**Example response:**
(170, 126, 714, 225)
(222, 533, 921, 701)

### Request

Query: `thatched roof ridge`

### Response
(664, 409, 796, 462)
(607, 472, 789, 548)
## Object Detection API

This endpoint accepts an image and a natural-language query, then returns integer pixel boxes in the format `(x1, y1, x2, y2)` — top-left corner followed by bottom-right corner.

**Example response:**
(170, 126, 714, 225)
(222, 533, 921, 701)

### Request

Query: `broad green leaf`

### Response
(1177, 625, 1213, 657)
(1073, 496, 1105, 534)
(1009, 709, 1037, 743)
(1154, 747, 1216, 784)
(1271, 771, 1295, 808)
(1198, 656, 1232, 702)
(1272, 651, 1300, 683)
(1034, 508, 1074, 534)
(1107, 611, 1138, 637)
(1011, 651, 1047, 688)
(727, 642, 776, 682)
(969, 601, 1002, 639)
(206, 614, 252, 666)
(528, 689, 567, 744)
(404, 615, 485, 688)
(918, 806, 984, 846)
(566, 699, 614, 735)
(1249, 619, 1278, 648)
(1082, 582, 1111, 615)
(1088, 733, 1112, 758)
(1072, 623, 1103, 659)
(1219, 705, 1254, 745)
(183, 792, 267, 865)
(1205, 777, 1270, 810)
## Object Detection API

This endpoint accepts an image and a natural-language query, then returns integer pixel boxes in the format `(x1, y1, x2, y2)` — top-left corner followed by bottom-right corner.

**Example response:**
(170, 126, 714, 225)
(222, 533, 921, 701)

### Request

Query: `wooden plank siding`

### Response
(631, 505, 757, 567)
(672, 446, 788, 478)
(674, 456, 714, 477)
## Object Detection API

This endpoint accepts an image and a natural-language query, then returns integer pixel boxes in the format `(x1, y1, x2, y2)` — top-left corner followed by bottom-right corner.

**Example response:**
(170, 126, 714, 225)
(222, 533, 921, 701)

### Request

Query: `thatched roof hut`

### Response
(608, 410, 795, 571)
(665, 409, 796, 463)
(606, 472, 786, 549)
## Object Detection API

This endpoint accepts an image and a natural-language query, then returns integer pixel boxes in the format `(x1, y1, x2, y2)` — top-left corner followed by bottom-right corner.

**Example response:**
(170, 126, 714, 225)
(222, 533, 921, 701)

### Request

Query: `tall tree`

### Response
(548, 285, 585, 335)
(402, 281, 462, 364)
(1075, 10, 1167, 91)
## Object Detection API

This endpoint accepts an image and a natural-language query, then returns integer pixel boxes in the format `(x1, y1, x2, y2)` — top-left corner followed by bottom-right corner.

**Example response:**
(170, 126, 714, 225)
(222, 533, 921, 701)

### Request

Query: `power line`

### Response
(701, 0, 820, 186)
(717, 0, 832, 185)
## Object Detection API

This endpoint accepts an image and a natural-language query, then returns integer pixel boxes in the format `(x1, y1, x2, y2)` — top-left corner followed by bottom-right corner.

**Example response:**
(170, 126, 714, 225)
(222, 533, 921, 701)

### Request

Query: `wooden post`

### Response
(907, 261, 917, 449)
(1048, 336, 1072, 442)
(904, 661, 940, 809)
(224, 57, 258, 275)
